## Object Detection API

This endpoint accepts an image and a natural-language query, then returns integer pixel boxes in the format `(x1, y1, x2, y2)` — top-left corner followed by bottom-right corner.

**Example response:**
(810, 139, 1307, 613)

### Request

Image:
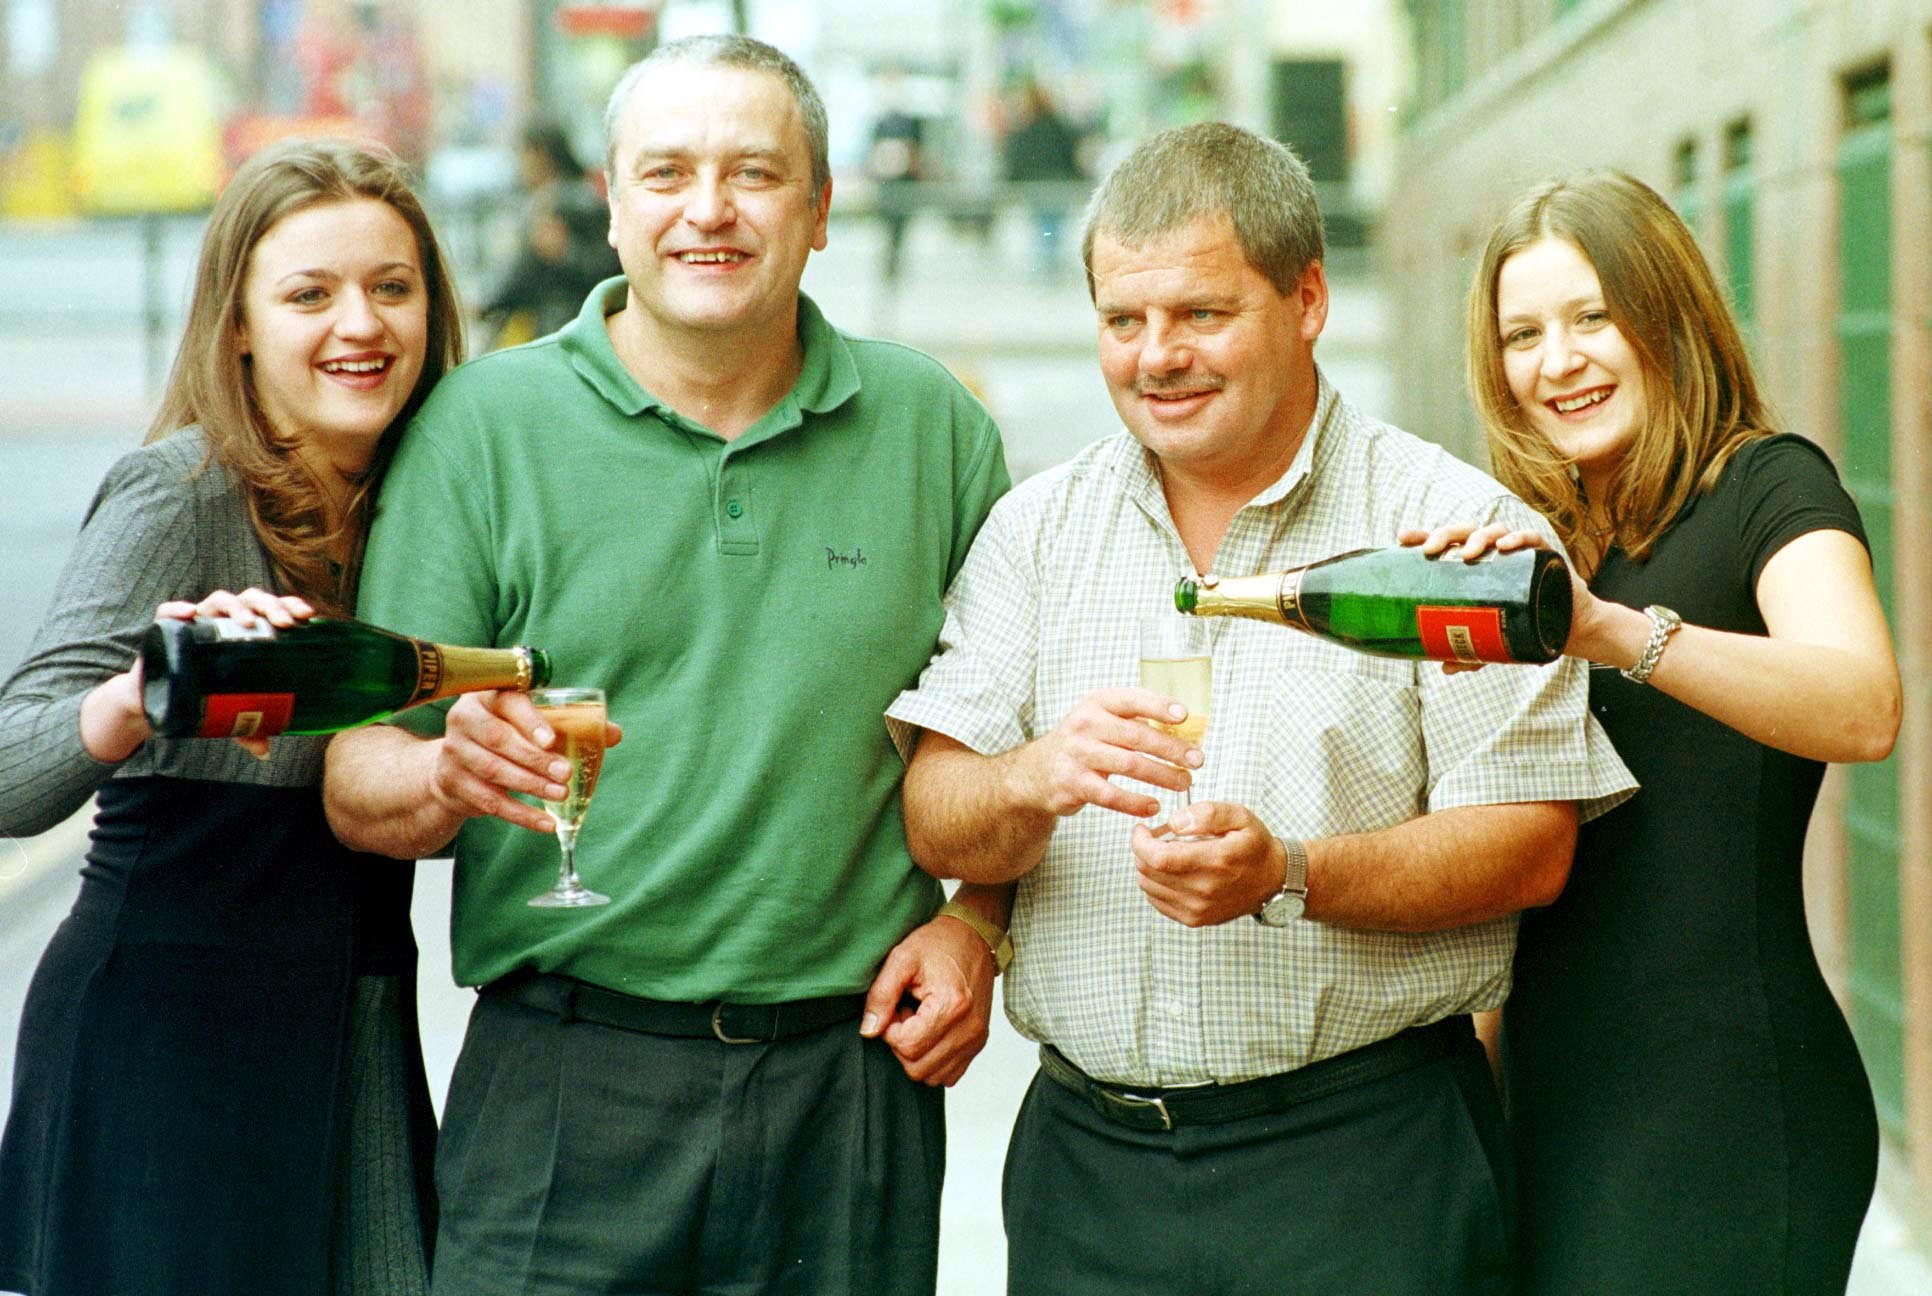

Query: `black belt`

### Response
(483, 970, 867, 1044)
(1039, 1015, 1475, 1132)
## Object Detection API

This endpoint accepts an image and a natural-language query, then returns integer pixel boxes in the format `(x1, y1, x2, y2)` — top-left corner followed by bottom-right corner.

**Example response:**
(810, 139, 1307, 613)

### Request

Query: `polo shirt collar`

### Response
(558, 278, 860, 430)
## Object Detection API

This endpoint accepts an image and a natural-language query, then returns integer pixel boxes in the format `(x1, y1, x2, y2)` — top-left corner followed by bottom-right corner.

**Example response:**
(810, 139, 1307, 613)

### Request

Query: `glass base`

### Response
(528, 881, 610, 908)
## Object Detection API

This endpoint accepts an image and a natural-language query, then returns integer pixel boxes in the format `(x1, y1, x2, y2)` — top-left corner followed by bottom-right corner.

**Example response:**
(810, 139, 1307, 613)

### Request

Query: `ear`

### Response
(234, 311, 250, 358)
(811, 178, 833, 252)
(1294, 261, 1329, 343)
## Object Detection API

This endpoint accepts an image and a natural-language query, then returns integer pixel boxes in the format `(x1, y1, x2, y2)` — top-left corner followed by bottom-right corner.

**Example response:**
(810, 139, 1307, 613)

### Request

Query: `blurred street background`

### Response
(1, 1, 1929, 1291)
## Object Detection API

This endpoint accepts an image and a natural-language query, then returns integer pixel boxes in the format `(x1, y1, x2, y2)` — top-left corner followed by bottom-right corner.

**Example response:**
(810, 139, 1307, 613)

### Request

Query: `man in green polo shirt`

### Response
(324, 35, 1011, 1296)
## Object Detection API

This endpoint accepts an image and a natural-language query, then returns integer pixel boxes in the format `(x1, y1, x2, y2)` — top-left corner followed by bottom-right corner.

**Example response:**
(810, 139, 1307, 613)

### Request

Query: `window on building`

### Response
(1674, 138, 1702, 240)
(1836, 63, 1904, 1143)
(1722, 119, 1755, 339)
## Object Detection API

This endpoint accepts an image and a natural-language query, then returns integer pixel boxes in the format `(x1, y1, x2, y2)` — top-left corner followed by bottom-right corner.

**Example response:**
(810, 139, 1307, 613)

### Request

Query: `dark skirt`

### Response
(0, 778, 436, 1296)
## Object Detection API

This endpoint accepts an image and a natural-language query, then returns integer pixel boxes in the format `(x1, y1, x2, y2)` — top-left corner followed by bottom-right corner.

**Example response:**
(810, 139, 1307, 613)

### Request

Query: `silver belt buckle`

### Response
(1114, 1091, 1175, 1131)
(711, 1002, 761, 1044)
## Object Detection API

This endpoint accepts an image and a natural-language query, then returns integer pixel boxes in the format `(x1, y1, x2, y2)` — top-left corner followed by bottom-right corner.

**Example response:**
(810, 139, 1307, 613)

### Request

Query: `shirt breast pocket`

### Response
(1215, 629, 1426, 838)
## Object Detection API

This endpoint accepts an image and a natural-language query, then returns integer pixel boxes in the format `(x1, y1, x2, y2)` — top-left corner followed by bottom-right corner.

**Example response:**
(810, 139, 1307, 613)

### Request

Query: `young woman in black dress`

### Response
(0, 138, 463, 1295)
(1408, 170, 1901, 1293)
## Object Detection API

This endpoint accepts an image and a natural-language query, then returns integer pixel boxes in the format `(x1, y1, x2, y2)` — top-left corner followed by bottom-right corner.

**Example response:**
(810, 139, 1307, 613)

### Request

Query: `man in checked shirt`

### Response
(882, 123, 1636, 1294)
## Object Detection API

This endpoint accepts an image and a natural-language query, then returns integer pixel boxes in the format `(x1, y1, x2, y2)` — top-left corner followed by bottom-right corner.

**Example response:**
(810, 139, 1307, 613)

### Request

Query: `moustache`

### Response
(1134, 376, 1226, 397)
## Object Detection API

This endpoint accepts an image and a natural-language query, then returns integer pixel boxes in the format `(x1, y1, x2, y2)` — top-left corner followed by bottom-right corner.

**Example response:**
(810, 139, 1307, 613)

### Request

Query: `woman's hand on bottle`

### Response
(83, 589, 319, 763)
(1395, 523, 1604, 668)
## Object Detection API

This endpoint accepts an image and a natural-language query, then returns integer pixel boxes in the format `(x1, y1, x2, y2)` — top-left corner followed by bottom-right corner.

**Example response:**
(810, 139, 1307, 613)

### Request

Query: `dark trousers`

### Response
(428, 988, 946, 1296)
(1003, 1033, 1514, 1296)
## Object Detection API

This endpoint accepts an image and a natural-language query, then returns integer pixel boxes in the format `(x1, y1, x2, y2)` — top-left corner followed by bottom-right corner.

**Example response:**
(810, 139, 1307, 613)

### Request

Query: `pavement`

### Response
(2, 205, 1928, 1293)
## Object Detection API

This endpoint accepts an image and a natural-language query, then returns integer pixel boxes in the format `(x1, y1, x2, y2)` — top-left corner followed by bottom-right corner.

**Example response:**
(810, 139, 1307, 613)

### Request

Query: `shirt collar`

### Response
(559, 279, 860, 427)
(1113, 365, 1341, 515)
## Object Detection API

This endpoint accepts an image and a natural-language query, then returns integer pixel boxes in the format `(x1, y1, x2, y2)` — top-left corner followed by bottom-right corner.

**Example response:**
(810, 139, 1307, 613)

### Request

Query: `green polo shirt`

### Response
(359, 280, 1010, 1001)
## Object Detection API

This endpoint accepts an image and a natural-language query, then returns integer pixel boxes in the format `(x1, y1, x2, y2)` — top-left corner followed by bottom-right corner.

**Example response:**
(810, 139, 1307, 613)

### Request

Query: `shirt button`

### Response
(1165, 1000, 1188, 1021)
(726, 500, 743, 519)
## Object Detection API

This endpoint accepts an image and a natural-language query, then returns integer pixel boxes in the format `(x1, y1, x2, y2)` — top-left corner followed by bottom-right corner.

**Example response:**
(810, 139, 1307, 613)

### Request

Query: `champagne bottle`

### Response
(1174, 546, 1572, 665)
(141, 616, 552, 739)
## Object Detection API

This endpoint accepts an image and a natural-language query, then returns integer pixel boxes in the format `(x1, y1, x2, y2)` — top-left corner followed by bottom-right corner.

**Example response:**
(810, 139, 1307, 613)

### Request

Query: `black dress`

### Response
(1504, 435, 1879, 1294)
(0, 432, 437, 1295)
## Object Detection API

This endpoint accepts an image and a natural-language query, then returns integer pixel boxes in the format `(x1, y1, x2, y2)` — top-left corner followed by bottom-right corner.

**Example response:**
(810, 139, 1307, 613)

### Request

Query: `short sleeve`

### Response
(357, 413, 500, 737)
(886, 496, 1039, 762)
(1735, 434, 1869, 591)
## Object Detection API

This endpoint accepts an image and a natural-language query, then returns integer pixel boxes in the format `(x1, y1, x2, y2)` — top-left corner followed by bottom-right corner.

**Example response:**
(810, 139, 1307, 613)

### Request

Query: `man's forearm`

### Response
(1304, 800, 1577, 932)
(323, 724, 466, 860)
(903, 731, 1056, 883)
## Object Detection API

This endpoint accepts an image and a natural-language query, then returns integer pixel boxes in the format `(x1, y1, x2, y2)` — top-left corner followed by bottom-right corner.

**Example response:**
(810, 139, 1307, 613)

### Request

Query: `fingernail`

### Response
(1168, 703, 1186, 720)
(1173, 812, 1193, 833)
(860, 1013, 880, 1036)
(1187, 749, 1203, 767)
(550, 759, 569, 781)
(535, 726, 555, 747)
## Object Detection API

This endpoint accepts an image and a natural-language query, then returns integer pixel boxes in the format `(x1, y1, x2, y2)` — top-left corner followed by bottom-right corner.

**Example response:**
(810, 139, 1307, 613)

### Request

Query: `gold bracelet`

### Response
(934, 900, 1014, 974)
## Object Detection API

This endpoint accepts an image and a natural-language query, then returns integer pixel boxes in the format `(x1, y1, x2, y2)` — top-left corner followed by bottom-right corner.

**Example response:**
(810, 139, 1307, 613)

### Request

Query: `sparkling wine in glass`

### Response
(527, 687, 610, 908)
(1138, 614, 1212, 813)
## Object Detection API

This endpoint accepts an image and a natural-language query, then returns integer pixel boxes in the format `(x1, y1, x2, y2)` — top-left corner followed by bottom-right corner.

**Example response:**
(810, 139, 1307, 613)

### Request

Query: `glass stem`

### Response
(555, 826, 581, 890)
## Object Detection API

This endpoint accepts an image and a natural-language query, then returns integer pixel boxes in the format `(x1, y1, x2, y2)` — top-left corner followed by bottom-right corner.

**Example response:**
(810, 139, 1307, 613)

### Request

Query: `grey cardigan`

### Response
(0, 428, 330, 836)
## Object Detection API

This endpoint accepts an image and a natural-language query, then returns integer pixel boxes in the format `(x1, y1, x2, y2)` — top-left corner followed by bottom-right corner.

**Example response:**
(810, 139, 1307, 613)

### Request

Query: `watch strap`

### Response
(935, 900, 1013, 974)
(1620, 604, 1682, 685)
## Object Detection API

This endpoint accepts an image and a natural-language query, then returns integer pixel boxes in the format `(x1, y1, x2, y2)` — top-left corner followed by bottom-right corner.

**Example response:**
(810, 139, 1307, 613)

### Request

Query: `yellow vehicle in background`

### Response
(69, 43, 226, 214)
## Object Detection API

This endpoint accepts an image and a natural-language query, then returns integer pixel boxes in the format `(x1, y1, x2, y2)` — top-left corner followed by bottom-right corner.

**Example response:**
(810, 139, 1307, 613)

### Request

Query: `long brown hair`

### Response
(1465, 169, 1770, 562)
(147, 137, 464, 612)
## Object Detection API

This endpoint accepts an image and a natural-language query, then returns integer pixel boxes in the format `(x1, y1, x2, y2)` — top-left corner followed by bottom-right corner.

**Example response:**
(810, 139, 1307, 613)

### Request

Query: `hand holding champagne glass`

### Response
(527, 687, 610, 908)
(1138, 614, 1211, 813)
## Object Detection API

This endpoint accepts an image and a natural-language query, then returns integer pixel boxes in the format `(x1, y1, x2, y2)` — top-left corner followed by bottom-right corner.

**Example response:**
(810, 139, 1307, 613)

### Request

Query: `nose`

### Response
(1538, 328, 1585, 383)
(334, 288, 382, 340)
(683, 173, 735, 232)
(1139, 317, 1192, 376)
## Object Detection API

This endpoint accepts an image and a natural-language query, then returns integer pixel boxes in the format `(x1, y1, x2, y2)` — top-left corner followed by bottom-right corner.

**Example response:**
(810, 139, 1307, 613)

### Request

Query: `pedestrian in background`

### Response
(1409, 168, 1900, 1294)
(890, 122, 1634, 1295)
(0, 136, 462, 1296)
(1001, 76, 1086, 280)
(478, 118, 619, 347)
(324, 36, 1009, 1296)
(865, 65, 926, 288)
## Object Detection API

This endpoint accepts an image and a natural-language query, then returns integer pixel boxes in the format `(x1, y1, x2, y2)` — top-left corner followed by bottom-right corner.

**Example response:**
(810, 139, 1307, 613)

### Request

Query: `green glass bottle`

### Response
(1174, 546, 1572, 665)
(141, 616, 552, 739)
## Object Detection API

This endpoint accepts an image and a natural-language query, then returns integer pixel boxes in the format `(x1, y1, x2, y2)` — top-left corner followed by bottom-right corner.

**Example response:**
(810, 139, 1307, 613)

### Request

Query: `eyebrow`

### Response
(1498, 292, 1602, 325)
(274, 261, 418, 285)
(629, 144, 790, 167)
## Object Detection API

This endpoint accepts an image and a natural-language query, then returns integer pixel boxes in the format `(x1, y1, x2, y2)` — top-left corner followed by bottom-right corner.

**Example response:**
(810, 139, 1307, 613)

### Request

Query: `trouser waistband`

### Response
(1039, 1015, 1475, 1131)
(482, 970, 867, 1044)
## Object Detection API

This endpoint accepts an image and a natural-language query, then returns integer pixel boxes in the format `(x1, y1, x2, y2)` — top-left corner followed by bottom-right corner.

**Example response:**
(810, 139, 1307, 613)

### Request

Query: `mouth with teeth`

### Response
(1549, 386, 1613, 416)
(318, 355, 396, 390)
(675, 249, 750, 266)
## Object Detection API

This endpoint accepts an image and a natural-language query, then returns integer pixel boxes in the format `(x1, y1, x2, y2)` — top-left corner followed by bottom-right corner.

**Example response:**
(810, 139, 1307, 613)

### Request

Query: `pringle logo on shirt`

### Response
(825, 546, 869, 571)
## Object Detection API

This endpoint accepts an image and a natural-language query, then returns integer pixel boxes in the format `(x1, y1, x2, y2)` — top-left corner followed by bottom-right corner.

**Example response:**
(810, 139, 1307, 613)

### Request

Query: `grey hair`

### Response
(603, 35, 831, 196)
(1080, 121, 1324, 297)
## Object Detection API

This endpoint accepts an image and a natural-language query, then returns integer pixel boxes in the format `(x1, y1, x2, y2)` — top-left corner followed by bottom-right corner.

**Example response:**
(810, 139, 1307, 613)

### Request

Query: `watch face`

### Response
(1257, 891, 1305, 927)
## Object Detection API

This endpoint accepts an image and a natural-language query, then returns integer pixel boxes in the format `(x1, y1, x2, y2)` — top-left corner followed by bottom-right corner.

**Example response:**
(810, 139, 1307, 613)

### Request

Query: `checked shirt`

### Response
(888, 374, 1635, 1086)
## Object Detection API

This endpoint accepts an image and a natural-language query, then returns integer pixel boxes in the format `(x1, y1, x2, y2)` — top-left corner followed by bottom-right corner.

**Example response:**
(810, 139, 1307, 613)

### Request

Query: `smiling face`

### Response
(605, 59, 830, 346)
(237, 197, 428, 476)
(1091, 214, 1326, 495)
(1495, 235, 1649, 499)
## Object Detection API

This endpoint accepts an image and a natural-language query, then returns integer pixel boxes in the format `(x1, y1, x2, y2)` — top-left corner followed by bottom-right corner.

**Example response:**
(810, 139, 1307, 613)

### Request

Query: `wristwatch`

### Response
(1621, 604, 1682, 685)
(935, 900, 1014, 974)
(1253, 838, 1309, 927)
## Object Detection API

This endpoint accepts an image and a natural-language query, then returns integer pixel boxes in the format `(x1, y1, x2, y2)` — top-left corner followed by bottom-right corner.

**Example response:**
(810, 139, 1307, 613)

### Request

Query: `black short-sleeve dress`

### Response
(1503, 434, 1880, 1294)
(0, 432, 437, 1295)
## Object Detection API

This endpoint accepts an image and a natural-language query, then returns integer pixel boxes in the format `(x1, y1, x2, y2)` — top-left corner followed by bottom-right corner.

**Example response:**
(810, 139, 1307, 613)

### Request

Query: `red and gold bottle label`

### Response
(198, 693, 297, 739)
(1415, 606, 1510, 664)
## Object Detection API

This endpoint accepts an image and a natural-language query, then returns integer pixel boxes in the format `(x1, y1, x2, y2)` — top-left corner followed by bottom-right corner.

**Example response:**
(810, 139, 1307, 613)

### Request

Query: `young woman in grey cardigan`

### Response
(0, 137, 463, 1296)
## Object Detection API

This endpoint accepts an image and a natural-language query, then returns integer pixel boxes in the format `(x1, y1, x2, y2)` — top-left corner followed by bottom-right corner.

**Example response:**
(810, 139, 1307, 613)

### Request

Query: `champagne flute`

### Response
(1138, 614, 1211, 816)
(527, 687, 610, 908)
